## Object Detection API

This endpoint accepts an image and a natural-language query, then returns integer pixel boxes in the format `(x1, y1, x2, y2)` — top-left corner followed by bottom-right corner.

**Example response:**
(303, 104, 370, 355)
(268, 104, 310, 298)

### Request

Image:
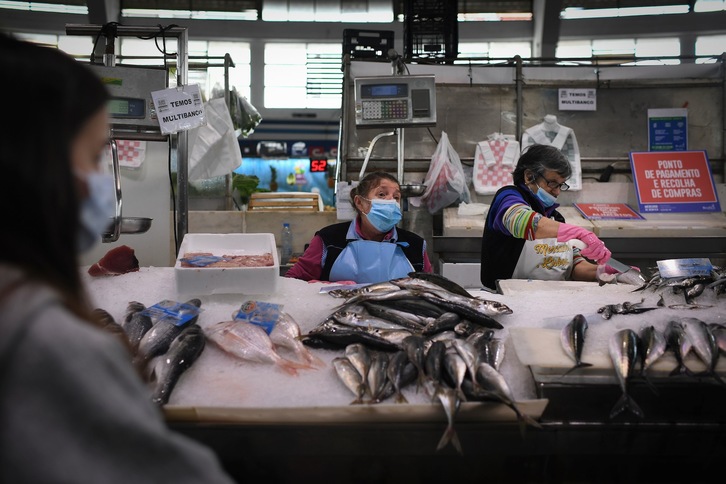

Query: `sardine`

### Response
(560, 314, 593, 375)
(423, 378, 463, 455)
(485, 338, 506, 372)
(150, 324, 206, 406)
(424, 340, 447, 388)
(270, 312, 324, 368)
(302, 320, 403, 352)
(422, 312, 461, 336)
(443, 346, 468, 401)
(205, 320, 309, 376)
(451, 339, 482, 390)
(386, 350, 413, 403)
(393, 275, 473, 299)
(406, 271, 475, 298)
(333, 310, 409, 331)
(416, 289, 511, 322)
(327, 281, 400, 299)
(402, 334, 428, 390)
(332, 356, 366, 404)
(608, 329, 644, 419)
(362, 302, 432, 330)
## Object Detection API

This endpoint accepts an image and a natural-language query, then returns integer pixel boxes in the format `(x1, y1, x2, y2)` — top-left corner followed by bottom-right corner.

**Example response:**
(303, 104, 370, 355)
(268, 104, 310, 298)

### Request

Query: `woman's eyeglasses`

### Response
(538, 175, 570, 191)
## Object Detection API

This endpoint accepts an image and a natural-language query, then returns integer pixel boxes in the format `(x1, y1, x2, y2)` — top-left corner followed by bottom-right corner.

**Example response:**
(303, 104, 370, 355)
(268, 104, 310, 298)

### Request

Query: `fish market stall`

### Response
(83, 265, 726, 482)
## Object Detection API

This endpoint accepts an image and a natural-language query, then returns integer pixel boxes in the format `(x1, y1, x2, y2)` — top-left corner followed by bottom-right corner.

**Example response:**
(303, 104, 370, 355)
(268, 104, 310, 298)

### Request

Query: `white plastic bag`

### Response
(188, 98, 242, 181)
(409, 131, 471, 214)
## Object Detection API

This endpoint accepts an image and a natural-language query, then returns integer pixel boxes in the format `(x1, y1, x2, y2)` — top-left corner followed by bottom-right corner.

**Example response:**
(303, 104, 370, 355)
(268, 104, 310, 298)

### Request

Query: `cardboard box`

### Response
(175, 233, 279, 295)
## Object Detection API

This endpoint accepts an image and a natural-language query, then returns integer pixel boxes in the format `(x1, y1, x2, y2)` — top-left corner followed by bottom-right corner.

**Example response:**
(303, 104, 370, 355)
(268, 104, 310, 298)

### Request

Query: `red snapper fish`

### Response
(205, 320, 311, 376)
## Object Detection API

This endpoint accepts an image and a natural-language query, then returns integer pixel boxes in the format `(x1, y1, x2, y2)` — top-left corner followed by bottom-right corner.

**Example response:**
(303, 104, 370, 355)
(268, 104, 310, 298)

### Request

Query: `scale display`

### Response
(354, 75, 436, 128)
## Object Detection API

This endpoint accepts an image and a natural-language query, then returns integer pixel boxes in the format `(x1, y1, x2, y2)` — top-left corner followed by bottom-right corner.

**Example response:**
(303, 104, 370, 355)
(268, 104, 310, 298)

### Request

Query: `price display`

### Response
(309, 159, 328, 172)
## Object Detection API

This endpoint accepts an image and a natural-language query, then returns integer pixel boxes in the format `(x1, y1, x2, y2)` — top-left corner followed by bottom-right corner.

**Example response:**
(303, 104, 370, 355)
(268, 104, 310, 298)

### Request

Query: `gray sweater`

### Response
(0, 266, 236, 484)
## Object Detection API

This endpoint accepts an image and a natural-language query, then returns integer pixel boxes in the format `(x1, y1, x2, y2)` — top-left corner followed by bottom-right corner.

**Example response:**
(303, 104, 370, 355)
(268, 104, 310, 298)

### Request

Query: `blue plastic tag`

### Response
(233, 300, 283, 334)
(179, 255, 226, 267)
(140, 300, 202, 327)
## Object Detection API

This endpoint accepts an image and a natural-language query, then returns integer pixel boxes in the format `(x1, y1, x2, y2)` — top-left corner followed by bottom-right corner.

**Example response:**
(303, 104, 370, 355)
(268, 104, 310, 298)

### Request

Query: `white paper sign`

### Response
(336, 181, 358, 221)
(151, 84, 206, 134)
(558, 88, 597, 111)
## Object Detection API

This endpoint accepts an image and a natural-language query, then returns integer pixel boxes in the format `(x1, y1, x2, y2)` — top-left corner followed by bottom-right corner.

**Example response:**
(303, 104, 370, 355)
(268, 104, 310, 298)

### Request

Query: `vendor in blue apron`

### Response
(285, 171, 433, 284)
(480, 144, 621, 291)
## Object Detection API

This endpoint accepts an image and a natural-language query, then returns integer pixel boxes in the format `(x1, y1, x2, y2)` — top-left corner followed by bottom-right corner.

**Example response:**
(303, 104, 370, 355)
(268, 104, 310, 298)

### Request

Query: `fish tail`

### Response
(669, 362, 694, 377)
(562, 362, 593, 377)
(609, 393, 645, 419)
(436, 424, 463, 455)
(394, 391, 409, 404)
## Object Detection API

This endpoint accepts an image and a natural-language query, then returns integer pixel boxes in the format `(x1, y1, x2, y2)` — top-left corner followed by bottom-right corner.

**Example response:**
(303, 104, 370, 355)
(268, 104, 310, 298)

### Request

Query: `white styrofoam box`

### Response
(175, 233, 280, 295)
(439, 261, 483, 289)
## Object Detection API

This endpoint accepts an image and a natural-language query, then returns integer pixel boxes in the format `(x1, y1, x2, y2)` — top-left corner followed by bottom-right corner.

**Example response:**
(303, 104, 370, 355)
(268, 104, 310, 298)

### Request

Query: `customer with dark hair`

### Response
(480, 144, 620, 290)
(285, 171, 432, 284)
(0, 33, 235, 484)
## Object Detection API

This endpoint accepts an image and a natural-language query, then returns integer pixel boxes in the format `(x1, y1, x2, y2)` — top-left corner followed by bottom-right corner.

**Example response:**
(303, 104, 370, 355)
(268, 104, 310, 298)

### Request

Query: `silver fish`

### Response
(150, 324, 205, 406)
(424, 340, 447, 388)
(638, 325, 667, 373)
(443, 346, 468, 401)
(332, 310, 407, 331)
(134, 298, 202, 366)
(386, 350, 413, 404)
(560, 314, 593, 375)
(608, 329, 644, 419)
(485, 338, 506, 372)
(452, 338, 482, 390)
(205, 320, 309, 376)
(367, 350, 390, 403)
(332, 356, 366, 404)
(682, 317, 724, 384)
(416, 289, 511, 323)
(361, 302, 432, 330)
(269, 312, 324, 369)
(468, 362, 542, 433)
(303, 320, 403, 352)
(327, 281, 400, 299)
(423, 378, 463, 455)
(344, 343, 372, 396)
(710, 323, 726, 354)
(422, 312, 461, 336)
(406, 272, 474, 298)
(665, 320, 694, 377)
(402, 334, 427, 390)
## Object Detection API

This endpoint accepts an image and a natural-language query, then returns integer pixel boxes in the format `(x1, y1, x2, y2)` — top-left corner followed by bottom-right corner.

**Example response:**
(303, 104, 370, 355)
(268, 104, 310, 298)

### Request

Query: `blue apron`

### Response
(328, 239, 414, 284)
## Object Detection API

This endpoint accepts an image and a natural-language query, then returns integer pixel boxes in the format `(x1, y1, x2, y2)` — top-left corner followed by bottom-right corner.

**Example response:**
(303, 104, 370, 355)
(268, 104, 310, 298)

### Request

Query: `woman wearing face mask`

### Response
(285, 171, 432, 284)
(0, 33, 235, 484)
(480, 144, 616, 290)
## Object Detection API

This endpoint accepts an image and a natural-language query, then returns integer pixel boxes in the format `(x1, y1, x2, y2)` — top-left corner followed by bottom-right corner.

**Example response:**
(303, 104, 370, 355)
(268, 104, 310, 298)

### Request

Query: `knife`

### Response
(568, 240, 646, 285)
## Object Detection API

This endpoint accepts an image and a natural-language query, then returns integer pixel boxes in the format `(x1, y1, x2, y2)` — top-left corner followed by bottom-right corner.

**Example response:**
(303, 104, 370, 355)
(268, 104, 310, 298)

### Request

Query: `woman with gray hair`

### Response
(480, 144, 618, 290)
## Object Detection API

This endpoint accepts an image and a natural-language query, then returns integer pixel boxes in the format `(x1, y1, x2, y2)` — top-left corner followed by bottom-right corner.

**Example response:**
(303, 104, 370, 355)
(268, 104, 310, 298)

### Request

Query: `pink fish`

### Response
(270, 312, 326, 369)
(205, 320, 309, 376)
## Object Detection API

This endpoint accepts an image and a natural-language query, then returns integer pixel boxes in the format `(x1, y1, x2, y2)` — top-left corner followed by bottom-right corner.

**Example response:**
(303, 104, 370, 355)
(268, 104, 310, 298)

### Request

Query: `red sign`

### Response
(573, 203, 644, 220)
(629, 150, 720, 213)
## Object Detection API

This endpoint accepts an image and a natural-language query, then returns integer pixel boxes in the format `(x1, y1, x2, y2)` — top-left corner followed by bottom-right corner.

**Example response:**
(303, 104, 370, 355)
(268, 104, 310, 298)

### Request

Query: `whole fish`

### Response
(608, 329, 644, 419)
(344, 343, 372, 397)
(560, 314, 593, 376)
(302, 320, 402, 352)
(416, 289, 511, 323)
(422, 312, 461, 336)
(406, 272, 475, 298)
(637, 325, 667, 396)
(485, 338, 506, 372)
(205, 320, 309, 376)
(367, 350, 390, 403)
(150, 324, 206, 406)
(361, 302, 432, 330)
(332, 310, 407, 331)
(452, 338, 483, 391)
(134, 298, 203, 366)
(386, 350, 414, 403)
(466, 362, 542, 434)
(393, 275, 473, 299)
(269, 312, 324, 368)
(327, 281, 400, 299)
(402, 334, 428, 390)
(121, 301, 153, 353)
(665, 320, 694, 377)
(332, 356, 366, 404)
(682, 317, 724, 384)
(423, 378, 463, 455)
(443, 346, 468, 401)
(424, 340, 447, 388)
(710, 323, 726, 354)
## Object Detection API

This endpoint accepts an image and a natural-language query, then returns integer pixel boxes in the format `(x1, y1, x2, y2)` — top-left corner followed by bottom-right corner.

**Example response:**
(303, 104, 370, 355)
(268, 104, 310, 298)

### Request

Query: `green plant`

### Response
(231, 173, 260, 205)
(269, 165, 277, 181)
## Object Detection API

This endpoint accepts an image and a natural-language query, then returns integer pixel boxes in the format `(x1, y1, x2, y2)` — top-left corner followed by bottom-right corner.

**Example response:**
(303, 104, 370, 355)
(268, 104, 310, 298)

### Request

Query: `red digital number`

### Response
(310, 159, 327, 172)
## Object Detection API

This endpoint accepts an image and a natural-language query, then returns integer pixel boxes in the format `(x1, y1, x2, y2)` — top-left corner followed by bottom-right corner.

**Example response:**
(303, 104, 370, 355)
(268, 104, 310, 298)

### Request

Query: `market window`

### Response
(264, 43, 342, 109)
(696, 34, 726, 63)
(456, 42, 531, 63)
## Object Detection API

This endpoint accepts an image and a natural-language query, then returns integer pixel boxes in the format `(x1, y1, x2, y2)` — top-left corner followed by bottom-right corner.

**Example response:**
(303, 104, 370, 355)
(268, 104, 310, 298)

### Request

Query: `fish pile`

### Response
(205, 312, 325, 376)
(94, 299, 207, 406)
(332, 333, 541, 455)
(635, 266, 726, 308)
(597, 299, 659, 319)
(302, 273, 513, 352)
(558, 313, 726, 420)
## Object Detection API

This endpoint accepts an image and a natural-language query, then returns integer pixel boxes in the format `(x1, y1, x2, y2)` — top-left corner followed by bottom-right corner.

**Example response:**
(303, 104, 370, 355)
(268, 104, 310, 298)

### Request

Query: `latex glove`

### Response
(596, 264, 643, 285)
(557, 223, 611, 264)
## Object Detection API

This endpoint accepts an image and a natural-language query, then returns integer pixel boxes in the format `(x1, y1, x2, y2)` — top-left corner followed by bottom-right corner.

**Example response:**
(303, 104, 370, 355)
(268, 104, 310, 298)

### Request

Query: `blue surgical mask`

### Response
(362, 198, 402, 232)
(535, 186, 557, 208)
(77, 171, 116, 252)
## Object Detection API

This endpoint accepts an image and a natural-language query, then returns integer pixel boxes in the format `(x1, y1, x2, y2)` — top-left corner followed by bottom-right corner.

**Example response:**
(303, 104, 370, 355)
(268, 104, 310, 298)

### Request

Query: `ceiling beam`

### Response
(532, 0, 563, 58)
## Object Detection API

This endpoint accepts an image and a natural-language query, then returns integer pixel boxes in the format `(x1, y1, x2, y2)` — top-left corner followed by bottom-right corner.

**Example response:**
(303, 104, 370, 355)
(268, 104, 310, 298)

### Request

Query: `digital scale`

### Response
(354, 74, 436, 128)
(87, 64, 168, 128)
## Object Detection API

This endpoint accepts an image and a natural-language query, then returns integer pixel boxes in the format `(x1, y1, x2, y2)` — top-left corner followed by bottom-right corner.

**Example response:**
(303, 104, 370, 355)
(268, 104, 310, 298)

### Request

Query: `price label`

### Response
(310, 159, 328, 172)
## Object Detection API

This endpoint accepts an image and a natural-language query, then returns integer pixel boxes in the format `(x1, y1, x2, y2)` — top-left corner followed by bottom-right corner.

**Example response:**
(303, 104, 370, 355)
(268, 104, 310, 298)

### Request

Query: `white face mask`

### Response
(77, 171, 116, 252)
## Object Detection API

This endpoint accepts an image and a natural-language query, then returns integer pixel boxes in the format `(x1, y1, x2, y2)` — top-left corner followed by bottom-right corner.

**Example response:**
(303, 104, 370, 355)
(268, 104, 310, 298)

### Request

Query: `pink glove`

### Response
(597, 264, 642, 284)
(557, 223, 611, 264)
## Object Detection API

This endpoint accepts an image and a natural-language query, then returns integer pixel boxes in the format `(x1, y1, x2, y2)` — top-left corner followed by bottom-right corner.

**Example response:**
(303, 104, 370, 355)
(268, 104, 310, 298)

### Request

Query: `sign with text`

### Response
(558, 88, 596, 111)
(648, 108, 687, 151)
(573, 203, 645, 220)
(151, 84, 205, 134)
(629, 150, 720, 213)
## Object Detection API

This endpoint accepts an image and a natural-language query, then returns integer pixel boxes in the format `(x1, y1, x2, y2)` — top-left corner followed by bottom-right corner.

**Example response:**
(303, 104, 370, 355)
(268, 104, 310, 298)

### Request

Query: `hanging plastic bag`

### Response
(188, 98, 242, 181)
(409, 131, 471, 214)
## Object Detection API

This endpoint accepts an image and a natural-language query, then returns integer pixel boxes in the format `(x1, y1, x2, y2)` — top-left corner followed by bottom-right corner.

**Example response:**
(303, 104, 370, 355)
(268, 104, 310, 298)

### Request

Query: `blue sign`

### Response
(648, 108, 687, 151)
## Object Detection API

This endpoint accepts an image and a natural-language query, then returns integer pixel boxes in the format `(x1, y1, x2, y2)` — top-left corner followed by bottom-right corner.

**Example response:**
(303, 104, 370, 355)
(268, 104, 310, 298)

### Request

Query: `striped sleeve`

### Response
(501, 203, 538, 240)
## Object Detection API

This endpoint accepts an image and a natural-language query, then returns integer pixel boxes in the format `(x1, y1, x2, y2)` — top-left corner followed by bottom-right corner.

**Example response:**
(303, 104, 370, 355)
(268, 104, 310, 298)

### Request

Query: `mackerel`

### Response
(560, 314, 593, 376)
(608, 329, 644, 419)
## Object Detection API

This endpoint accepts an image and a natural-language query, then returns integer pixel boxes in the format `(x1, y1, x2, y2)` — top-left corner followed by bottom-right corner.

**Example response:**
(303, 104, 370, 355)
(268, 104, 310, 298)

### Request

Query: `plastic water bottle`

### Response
(281, 222, 293, 265)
